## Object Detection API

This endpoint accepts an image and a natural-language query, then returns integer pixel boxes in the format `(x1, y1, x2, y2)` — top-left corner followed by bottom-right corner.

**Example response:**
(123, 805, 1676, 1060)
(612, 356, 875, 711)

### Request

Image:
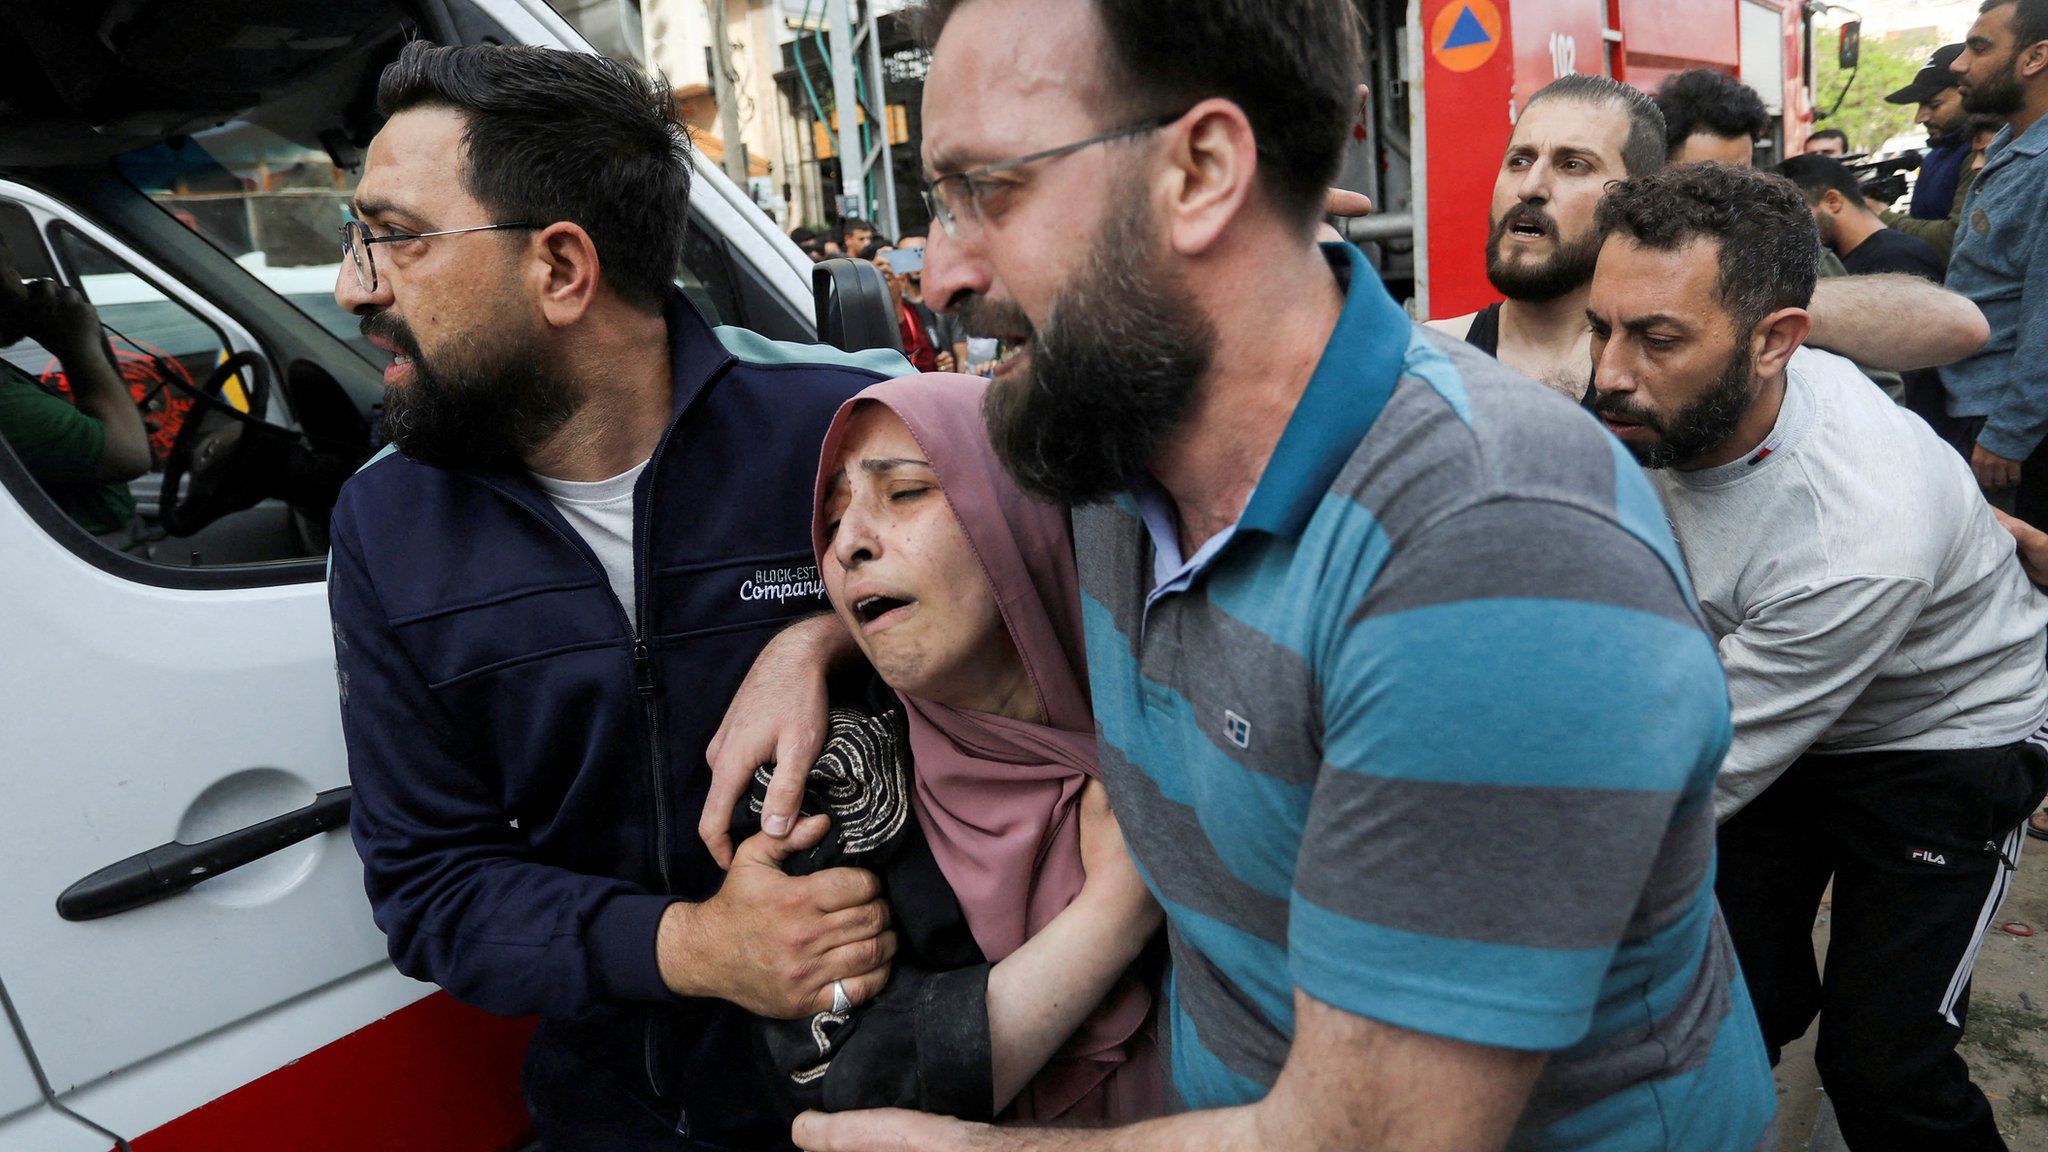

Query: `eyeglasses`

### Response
(338, 219, 542, 292)
(920, 112, 1185, 241)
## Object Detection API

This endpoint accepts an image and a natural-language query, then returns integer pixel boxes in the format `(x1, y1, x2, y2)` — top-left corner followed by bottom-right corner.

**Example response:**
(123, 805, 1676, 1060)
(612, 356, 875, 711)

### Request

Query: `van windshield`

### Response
(117, 122, 375, 367)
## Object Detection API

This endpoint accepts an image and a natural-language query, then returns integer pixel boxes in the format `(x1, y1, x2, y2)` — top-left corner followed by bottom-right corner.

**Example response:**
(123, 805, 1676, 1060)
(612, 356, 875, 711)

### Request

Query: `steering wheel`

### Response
(158, 350, 271, 538)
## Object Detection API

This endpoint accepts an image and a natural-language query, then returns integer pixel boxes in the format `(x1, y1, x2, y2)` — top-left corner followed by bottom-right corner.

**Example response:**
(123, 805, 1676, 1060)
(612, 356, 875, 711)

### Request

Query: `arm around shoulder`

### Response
(1808, 274, 1988, 371)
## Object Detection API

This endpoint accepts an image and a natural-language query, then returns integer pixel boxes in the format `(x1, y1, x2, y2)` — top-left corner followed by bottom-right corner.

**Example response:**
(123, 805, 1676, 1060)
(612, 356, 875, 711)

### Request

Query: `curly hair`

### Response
(1595, 162, 1818, 335)
(1654, 69, 1770, 153)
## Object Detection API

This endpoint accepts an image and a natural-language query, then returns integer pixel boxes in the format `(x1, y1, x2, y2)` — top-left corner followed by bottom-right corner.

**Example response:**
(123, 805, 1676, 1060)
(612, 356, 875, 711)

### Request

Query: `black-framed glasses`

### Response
(920, 112, 1186, 240)
(338, 219, 542, 292)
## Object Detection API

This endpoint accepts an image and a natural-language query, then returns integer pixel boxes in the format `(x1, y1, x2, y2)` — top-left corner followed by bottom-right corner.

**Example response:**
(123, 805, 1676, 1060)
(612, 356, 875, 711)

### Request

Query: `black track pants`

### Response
(1716, 733, 2048, 1152)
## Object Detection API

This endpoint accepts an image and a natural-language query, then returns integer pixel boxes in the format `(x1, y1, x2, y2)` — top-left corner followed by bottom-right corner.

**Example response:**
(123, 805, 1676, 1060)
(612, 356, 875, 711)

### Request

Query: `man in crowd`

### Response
(893, 231, 971, 369)
(1779, 153, 1951, 419)
(327, 42, 909, 1151)
(1430, 74, 1989, 397)
(1778, 154, 1944, 280)
(1886, 44, 1972, 225)
(791, 225, 832, 262)
(1940, 0, 2048, 519)
(1656, 67, 1770, 166)
(867, 241, 948, 371)
(0, 236, 151, 547)
(1803, 127, 1850, 157)
(1879, 111, 2005, 264)
(1428, 74, 1666, 393)
(718, 0, 1779, 1148)
(1587, 161, 2048, 1151)
(838, 216, 875, 262)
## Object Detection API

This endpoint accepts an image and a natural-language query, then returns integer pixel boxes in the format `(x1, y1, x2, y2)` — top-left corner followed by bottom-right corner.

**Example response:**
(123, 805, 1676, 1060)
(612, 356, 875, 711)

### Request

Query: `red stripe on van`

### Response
(126, 992, 536, 1152)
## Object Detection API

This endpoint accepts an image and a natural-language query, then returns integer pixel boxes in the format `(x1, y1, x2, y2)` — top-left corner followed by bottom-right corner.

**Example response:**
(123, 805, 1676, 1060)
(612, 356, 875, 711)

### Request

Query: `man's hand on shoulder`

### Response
(701, 614, 858, 867)
(659, 814, 896, 1018)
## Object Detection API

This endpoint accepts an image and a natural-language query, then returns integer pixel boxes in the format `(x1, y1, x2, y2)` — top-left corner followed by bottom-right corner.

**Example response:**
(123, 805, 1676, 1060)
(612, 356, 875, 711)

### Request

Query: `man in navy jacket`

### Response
(327, 42, 908, 1150)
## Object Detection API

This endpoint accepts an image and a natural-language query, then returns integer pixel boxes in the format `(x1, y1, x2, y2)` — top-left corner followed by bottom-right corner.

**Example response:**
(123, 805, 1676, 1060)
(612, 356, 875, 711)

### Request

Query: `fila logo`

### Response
(1910, 849, 1949, 866)
(1223, 710, 1253, 750)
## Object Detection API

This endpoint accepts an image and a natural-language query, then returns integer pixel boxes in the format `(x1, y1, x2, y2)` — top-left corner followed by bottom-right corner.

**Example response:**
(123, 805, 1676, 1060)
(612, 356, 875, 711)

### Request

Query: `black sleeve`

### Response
(734, 702, 994, 1118)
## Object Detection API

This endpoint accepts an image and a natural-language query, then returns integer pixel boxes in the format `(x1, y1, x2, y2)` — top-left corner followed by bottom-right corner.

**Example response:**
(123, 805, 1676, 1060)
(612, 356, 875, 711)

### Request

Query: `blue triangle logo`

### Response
(1442, 5, 1492, 49)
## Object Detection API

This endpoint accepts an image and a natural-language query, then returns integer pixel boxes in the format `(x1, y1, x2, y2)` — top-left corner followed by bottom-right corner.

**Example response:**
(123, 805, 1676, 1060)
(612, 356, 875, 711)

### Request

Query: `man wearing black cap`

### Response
(1886, 44, 1973, 225)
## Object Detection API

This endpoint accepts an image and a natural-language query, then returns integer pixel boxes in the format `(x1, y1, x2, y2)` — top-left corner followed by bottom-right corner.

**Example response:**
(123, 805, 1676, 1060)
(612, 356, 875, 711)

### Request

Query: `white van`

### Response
(0, 3, 878, 1147)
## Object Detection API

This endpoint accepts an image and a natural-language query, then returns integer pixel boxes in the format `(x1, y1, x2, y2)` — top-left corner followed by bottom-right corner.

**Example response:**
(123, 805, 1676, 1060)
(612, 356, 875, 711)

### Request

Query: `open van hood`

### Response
(0, 0, 420, 165)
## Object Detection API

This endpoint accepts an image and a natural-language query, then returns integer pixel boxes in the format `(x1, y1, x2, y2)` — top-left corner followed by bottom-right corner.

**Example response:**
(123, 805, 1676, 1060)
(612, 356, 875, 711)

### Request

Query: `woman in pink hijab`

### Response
(783, 372, 1164, 1123)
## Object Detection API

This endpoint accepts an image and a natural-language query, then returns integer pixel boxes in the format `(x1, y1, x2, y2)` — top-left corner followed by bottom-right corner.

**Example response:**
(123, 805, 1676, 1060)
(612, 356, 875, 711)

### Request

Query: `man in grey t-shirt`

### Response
(1586, 162, 2048, 1152)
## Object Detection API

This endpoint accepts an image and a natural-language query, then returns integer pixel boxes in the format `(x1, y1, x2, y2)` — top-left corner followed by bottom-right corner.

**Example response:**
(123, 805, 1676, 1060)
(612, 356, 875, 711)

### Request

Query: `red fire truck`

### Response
(1341, 0, 1827, 319)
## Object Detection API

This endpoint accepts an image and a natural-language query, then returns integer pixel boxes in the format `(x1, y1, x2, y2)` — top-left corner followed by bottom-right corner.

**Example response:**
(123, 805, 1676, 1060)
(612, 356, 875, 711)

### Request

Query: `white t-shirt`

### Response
(532, 460, 649, 621)
(1651, 347, 2048, 820)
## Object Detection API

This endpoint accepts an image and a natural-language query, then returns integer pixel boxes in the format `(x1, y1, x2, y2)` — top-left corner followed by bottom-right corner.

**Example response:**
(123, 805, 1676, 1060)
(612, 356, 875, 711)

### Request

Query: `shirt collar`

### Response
(1236, 242, 1414, 539)
(1992, 114, 2048, 162)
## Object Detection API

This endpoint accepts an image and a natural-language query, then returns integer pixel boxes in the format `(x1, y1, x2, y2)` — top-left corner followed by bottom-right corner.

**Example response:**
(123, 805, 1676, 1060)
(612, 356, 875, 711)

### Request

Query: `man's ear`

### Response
(531, 221, 602, 328)
(1752, 306, 1812, 379)
(2022, 37, 2048, 81)
(1159, 97, 1259, 258)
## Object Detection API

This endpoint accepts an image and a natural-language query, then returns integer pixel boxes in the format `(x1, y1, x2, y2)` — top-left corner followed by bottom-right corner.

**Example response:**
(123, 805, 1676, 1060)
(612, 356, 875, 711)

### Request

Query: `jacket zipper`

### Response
(479, 344, 733, 1106)
(632, 432, 676, 1105)
(473, 471, 676, 1102)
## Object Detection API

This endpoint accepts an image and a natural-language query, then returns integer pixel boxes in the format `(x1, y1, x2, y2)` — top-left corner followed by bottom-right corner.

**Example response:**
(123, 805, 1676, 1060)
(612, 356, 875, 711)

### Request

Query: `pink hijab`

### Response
(811, 373, 1160, 1124)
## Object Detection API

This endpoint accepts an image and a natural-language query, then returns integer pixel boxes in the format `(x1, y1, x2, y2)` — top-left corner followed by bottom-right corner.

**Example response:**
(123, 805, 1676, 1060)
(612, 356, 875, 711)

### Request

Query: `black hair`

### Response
(789, 226, 818, 244)
(375, 41, 690, 310)
(1596, 162, 1817, 336)
(857, 238, 893, 261)
(838, 217, 875, 243)
(1969, 112, 2009, 138)
(1774, 153, 1866, 205)
(1982, 0, 2048, 49)
(1523, 73, 1668, 176)
(920, 0, 1364, 225)
(1654, 69, 1771, 152)
(1807, 128, 1850, 149)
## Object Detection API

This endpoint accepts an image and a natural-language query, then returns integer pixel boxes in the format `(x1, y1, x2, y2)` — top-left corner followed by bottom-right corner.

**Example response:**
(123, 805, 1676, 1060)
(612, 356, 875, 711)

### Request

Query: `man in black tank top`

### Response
(1462, 302, 1503, 358)
(1425, 76, 1664, 396)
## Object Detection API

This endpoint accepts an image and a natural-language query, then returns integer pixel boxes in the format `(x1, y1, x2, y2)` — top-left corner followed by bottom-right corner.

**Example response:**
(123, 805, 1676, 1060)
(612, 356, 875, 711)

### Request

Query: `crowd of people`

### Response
(311, 1, 2048, 1150)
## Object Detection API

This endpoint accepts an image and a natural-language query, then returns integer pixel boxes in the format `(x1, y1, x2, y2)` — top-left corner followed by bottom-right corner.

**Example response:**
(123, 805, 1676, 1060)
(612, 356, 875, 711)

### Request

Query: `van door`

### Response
(0, 990, 127, 1152)
(0, 189, 532, 1148)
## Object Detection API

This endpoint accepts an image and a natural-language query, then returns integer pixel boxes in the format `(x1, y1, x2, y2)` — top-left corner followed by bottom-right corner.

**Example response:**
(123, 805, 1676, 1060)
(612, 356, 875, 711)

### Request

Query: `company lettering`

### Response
(740, 565, 826, 604)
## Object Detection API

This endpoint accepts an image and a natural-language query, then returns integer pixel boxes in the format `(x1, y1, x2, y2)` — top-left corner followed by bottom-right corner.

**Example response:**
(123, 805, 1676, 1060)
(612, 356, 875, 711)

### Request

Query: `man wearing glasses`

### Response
(326, 41, 910, 1152)
(715, 1, 1774, 1149)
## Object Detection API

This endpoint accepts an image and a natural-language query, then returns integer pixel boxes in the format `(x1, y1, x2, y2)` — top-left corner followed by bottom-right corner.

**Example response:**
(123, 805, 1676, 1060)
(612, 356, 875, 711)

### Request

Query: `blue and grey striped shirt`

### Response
(1074, 245, 1775, 1149)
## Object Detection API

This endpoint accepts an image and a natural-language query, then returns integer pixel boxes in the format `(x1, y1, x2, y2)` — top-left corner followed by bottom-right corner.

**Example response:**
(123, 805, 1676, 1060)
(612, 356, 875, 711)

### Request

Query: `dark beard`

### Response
(979, 193, 1215, 505)
(367, 310, 582, 471)
(1589, 344, 1755, 470)
(1963, 55, 2026, 115)
(1485, 203, 1604, 302)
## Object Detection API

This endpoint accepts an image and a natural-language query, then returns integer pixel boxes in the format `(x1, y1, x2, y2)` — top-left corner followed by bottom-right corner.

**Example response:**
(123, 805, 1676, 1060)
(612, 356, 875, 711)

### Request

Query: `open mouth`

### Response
(853, 594, 914, 625)
(990, 344, 1029, 378)
(1508, 220, 1549, 241)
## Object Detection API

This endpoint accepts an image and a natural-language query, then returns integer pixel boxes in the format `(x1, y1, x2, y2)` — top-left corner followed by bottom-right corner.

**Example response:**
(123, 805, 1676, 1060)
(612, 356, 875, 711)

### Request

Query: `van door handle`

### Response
(56, 787, 352, 921)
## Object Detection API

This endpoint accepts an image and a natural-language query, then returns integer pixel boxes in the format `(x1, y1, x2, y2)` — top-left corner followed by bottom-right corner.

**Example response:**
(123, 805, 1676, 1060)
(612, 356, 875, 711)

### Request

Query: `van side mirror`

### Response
(813, 258, 904, 355)
(1838, 20, 1861, 70)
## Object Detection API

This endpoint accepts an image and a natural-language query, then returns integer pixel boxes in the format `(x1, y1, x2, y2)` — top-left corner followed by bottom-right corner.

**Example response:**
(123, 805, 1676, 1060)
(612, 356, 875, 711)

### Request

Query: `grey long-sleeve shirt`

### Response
(1651, 347, 2048, 820)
